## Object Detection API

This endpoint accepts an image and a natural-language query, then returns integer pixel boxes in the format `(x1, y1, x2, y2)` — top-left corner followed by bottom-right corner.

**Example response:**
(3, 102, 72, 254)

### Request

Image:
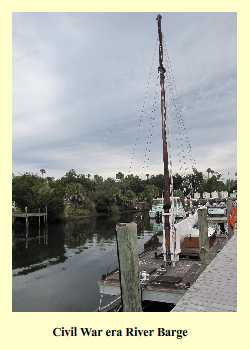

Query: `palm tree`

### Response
(116, 172, 124, 181)
(215, 172, 222, 180)
(65, 183, 85, 208)
(206, 168, 213, 179)
(40, 169, 46, 178)
(146, 174, 150, 181)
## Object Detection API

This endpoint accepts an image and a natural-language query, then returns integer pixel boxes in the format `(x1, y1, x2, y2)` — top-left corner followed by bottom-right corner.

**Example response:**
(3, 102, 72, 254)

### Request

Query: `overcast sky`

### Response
(13, 12, 237, 180)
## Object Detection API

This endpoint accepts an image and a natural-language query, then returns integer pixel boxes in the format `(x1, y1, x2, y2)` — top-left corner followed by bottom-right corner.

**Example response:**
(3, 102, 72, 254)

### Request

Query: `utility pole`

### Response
(156, 14, 171, 251)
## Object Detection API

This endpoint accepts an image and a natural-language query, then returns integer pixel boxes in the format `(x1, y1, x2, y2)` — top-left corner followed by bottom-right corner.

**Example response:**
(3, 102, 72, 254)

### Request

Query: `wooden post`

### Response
(25, 206, 29, 237)
(116, 222, 142, 312)
(227, 198, 233, 237)
(198, 208, 209, 264)
(38, 208, 41, 228)
(38, 208, 41, 244)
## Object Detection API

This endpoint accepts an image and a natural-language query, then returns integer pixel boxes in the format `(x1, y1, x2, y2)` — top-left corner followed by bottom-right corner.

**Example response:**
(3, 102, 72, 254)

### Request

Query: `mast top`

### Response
(156, 14, 162, 21)
(156, 14, 166, 75)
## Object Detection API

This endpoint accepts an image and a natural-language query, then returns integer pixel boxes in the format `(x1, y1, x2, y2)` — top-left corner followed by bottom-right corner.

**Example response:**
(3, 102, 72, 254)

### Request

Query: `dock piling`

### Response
(116, 222, 142, 312)
(25, 206, 29, 236)
(38, 208, 41, 228)
(198, 208, 209, 264)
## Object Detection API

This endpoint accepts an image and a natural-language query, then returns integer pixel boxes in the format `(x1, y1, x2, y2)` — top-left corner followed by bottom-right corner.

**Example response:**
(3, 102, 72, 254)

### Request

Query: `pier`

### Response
(12, 206, 48, 225)
(12, 206, 48, 249)
(172, 234, 236, 312)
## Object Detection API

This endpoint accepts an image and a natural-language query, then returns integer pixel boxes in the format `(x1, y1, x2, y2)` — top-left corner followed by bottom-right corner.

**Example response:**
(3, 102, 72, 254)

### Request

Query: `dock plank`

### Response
(172, 235, 236, 312)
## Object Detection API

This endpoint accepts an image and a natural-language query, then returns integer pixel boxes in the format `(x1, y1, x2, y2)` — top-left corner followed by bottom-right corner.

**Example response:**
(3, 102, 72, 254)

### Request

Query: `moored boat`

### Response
(149, 197, 186, 219)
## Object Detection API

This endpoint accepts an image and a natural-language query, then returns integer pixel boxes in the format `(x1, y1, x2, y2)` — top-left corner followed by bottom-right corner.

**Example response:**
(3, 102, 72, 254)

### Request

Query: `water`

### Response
(12, 212, 156, 312)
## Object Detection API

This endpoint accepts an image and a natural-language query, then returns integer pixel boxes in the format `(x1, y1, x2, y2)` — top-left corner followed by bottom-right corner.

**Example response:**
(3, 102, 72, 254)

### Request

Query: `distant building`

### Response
(211, 191, 218, 199)
(203, 192, 210, 199)
(219, 191, 228, 199)
(193, 192, 200, 199)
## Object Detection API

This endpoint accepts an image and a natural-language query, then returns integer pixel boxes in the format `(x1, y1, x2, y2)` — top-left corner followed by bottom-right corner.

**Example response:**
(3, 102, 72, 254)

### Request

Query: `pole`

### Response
(25, 206, 29, 235)
(198, 208, 209, 264)
(116, 222, 142, 312)
(25, 206, 29, 248)
(38, 208, 41, 228)
(156, 14, 171, 250)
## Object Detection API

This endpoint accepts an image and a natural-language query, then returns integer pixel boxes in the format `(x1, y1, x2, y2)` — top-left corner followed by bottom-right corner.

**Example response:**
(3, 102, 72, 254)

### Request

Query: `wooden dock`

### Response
(13, 212, 47, 218)
(13, 206, 47, 220)
(172, 235, 236, 312)
(99, 234, 228, 306)
(12, 207, 48, 231)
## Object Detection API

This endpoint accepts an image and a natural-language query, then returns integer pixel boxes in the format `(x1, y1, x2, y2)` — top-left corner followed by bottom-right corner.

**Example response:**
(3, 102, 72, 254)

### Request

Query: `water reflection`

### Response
(12, 211, 157, 311)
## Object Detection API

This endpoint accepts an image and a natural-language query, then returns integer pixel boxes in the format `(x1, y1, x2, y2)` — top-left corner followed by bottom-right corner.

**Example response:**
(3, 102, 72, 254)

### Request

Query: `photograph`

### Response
(12, 12, 237, 312)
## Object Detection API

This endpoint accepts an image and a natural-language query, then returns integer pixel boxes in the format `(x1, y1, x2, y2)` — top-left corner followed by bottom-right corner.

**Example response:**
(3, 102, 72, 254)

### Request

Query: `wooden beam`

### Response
(198, 208, 209, 264)
(116, 222, 142, 312)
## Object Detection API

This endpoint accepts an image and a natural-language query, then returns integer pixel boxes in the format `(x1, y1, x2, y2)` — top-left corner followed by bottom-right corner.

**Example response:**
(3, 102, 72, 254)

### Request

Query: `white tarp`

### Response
(171, 212, 198, 256)
(170, 209, 215, 260)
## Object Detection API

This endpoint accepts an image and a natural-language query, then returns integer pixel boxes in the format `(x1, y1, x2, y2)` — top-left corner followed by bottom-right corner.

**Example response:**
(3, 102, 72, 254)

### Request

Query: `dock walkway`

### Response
(172, 235, 236, 312)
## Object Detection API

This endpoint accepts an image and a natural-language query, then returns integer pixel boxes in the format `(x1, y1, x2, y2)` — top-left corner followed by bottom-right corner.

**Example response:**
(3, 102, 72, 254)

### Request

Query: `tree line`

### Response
(12, 168, 237, 222)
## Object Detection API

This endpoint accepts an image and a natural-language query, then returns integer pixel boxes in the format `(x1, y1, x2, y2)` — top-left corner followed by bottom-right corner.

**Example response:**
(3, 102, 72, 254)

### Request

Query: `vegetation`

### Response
(12, 168, 237, 221)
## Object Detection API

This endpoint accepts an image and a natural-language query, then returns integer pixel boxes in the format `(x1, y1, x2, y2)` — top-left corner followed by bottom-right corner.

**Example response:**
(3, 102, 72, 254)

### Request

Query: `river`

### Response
(12, 211, 160, 312)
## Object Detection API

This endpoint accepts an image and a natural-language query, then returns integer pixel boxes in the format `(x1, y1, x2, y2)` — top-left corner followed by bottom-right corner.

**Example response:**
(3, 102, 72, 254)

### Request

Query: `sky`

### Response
(13, 12, 237, 180)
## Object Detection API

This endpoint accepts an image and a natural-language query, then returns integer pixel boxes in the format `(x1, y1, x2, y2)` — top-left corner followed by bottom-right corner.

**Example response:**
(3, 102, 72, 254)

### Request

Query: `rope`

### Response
(128, 38, 158, 175)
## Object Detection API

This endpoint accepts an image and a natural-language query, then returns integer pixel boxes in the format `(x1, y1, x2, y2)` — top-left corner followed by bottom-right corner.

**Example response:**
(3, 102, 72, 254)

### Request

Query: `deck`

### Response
(13, 212, 47, 218)
(99, 234, 228, 305)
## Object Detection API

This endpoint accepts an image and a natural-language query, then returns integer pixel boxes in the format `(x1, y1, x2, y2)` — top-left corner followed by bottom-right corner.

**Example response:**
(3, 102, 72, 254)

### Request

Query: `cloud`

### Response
(13, 12, 237, 178)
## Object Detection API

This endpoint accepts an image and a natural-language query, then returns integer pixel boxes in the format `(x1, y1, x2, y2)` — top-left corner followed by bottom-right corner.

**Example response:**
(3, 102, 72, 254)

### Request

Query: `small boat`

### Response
(206, 203, 227, 217)
(149, 197, 164, 219)
(149, 197, 186, 219)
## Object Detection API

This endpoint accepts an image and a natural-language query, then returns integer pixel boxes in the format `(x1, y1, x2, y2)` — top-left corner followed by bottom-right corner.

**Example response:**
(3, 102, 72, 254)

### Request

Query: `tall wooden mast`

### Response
(156, 14, 171, 250)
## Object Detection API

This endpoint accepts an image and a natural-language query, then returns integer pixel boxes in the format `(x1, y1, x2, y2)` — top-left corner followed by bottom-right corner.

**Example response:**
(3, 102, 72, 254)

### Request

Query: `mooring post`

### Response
(116, 222, 142, 312)
(38, 208, 41, 227)
(25, 206, 29, 237)
(198, 208, 209, 264)
(227, 198, 233, 238)
(38, 208, 41, 243)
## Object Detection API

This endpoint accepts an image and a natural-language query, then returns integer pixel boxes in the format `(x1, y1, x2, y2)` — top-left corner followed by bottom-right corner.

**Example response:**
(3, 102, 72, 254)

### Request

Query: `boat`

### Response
(149, 197, 186, 219)
(98, 15, 223, 312)
(206, 203, 227, 217)
(154, 15, 218, 264)
(149, 197, 163, 218)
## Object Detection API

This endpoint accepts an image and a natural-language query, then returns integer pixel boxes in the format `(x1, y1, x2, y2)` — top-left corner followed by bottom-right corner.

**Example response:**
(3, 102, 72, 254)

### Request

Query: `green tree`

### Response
(116, 172, 124, 181)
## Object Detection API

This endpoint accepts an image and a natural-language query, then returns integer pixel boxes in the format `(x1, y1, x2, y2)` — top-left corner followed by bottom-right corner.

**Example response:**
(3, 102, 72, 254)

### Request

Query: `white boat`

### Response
(149, 197, 163, 218)
(149, 197, 186, 219)
(206, 203, 226, 217)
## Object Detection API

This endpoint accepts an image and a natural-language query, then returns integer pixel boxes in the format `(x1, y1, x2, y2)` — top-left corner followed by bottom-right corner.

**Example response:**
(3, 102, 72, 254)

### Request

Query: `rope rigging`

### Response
(125, 14, 201, 198)
(128, 38, 158, 175)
